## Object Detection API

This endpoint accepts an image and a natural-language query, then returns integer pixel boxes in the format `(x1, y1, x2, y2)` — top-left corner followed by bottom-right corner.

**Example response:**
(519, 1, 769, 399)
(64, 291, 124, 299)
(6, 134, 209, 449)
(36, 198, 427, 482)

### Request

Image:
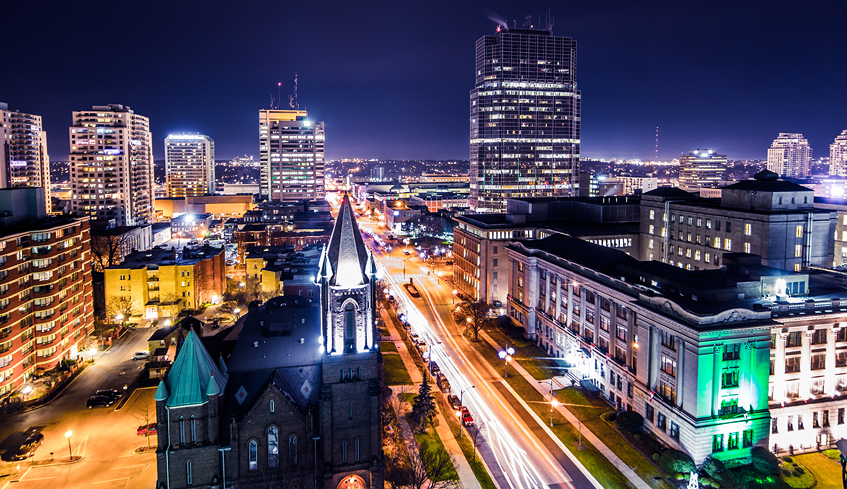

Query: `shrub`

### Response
(781, 456, 793, 463)
(633, 433, 641, 440)
(703, 457, 726, 478)
(751, 446, 780, 475)
(652, 453, 660, 461)
(792, 467, 804, 477)
(605, 412, 617, 422)
(615, 410, 644, 433)
(700, 477, 713, 487)
(674, 473, 686, 480)
(659, 449, 696, 475)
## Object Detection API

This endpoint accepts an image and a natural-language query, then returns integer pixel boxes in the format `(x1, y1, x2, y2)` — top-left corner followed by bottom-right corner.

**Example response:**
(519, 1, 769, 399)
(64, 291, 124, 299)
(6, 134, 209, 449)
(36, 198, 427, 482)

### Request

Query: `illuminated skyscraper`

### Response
(767, 133, 812, 179)
(0, 103, 51, 212)
(829, 130, 847, 177)
(165, 133, 215, 197)
(259, 109, 325, 202)
(470, 23, 580, 212)
(69, 104, 154, 226)
(678, 149, 727, 192)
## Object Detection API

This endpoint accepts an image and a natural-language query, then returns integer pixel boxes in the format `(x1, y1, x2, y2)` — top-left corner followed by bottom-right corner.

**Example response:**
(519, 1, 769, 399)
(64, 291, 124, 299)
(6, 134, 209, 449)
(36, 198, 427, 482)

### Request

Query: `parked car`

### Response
(447, 394, 462, 411)
(137, 423, 158, 437)
(429, 362, 440, 376)
(387, 295, 396, 304)
(94, 389, 122, 400)
(438, 378, 451, 394)
(409, 333, 419, 342)
(461, 407, 474, 427)
(13, 431, 44, 460)
(86, 395, 115, 409)
(133, 351, 150, 360)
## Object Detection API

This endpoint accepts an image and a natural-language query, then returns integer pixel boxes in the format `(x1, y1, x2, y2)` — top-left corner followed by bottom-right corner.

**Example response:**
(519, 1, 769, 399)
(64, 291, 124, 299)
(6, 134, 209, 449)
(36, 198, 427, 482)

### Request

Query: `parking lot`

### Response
(0, 328, 159, 489)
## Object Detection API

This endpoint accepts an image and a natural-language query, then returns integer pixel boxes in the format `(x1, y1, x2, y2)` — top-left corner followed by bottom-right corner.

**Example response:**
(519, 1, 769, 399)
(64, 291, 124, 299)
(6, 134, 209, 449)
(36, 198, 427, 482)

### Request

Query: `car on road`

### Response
(13, 431, 44, 460)
(86, 395, 115, 409)
(461, 407, 474, 427)
(447, 394, 461, 411)
(402, 249, 411, 255)
(137, 423, 158, 437)
(95, 389, 122, 401)
(409, 332, 419, 342)
(133, 351, 150, 360)
(429, 361, 440, 376)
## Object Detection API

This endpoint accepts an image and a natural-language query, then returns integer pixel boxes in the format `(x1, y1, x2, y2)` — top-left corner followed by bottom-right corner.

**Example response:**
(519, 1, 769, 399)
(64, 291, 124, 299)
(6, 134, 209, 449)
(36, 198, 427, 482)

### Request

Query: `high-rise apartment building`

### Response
(829, 130, 847, 177)
(69, 105, 154, 226)
(0, 188, 94, 396)
(165, 133, 215, 197)
(258, 110, 325, 202)
(767, 133, 812, 179)
(678, 149, 727, 192)
(470, 25, 580, 212)
(0, 103, 51, 213)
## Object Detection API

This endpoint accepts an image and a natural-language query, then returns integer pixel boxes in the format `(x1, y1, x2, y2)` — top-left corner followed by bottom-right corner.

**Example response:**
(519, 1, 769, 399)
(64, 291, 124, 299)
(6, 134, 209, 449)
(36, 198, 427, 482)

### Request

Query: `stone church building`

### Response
(155, 195, 383, 489)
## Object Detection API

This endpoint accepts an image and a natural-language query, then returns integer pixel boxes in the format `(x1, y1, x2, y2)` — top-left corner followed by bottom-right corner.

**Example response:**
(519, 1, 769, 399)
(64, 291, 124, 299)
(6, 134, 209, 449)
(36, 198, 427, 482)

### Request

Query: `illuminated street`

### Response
(0, 328, 158, 489)
(343, 199, 600, 489)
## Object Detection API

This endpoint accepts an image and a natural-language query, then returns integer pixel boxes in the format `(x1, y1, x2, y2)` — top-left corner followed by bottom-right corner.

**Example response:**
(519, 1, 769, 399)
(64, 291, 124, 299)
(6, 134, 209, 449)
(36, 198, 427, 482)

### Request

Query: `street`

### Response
(0, 327, 159, 489)
(353, 210, 598, 489)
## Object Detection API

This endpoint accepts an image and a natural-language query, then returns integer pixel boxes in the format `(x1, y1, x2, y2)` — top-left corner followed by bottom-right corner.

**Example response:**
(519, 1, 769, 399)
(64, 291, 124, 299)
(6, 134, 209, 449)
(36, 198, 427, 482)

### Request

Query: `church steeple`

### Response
(320, 193, 377, 354)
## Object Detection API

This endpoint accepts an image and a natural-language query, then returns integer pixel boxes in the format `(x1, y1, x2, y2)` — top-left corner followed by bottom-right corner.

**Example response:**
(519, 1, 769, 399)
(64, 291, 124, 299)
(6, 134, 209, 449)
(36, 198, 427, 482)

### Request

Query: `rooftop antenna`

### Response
(277, 82, 282, 110)
(655, 126, 659, 162)
(293, 73, 299, 110)
(270, 93, 274, 109)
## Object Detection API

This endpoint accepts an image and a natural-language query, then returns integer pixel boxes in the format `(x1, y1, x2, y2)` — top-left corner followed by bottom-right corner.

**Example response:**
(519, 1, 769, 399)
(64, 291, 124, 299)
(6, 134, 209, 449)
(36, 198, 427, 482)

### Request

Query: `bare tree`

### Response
(453, 300, 490, 341)
(92, 314, 114, 342)
(471, 422, 486, 461)
(107, 296, 137, 322)
(90, 233, 131, 272)
(216, 301, 241, 323)
(406, 439, 457, 489)
(134, 398, 155, 449)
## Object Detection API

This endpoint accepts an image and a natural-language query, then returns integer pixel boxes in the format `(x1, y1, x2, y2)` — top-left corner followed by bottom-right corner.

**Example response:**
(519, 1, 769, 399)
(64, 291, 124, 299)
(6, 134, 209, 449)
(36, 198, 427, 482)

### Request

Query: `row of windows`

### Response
(772, 409, 842, 434)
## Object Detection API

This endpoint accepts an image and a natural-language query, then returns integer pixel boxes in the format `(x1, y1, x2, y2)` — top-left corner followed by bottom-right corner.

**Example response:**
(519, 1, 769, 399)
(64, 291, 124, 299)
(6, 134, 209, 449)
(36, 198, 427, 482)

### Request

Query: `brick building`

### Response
(0, 188, 94, 396)
(154, 194, 382, 489)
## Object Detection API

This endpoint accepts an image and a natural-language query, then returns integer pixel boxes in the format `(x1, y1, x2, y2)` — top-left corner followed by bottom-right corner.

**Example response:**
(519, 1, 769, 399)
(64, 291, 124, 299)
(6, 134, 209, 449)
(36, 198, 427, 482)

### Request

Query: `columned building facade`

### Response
(469, 25, 580, 212)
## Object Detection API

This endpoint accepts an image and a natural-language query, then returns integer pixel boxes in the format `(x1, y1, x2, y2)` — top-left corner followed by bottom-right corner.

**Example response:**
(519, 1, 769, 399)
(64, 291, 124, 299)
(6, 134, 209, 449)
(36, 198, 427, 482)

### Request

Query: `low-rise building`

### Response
(507, 235, 847, 463)
(170, 213, 213, 240)
(0, 188, 94, 396)
(104, 244, 225, 320)
(244, 244, 321, 298)
(154, 194, 256, 219)
(409, 192, 469, 212)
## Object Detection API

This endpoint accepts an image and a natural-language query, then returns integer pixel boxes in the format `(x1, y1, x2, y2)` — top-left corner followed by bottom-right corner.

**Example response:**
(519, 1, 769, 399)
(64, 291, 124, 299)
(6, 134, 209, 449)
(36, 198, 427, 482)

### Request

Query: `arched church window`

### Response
(344, 303, 356, 351)
(248, 440, 258, 471)
(289, 435, 298, 465)
(268, 426, 279, 468)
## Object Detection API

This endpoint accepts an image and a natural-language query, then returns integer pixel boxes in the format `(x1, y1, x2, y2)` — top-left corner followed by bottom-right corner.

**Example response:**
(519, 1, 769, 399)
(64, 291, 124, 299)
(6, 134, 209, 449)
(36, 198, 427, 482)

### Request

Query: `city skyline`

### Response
(3, 1, 847, 163)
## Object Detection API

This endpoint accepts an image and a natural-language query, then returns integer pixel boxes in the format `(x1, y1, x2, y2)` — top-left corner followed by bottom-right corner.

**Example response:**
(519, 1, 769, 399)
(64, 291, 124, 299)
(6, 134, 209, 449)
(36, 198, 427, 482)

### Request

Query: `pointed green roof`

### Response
(154, 379, 169, 401)
(206, 375, 220, 396)
(165, 330, 227, 407)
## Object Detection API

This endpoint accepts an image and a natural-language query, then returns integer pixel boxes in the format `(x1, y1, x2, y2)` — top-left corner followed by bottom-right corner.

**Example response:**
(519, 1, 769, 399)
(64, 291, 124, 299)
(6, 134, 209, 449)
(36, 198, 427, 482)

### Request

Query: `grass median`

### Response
(383, 353, 413, 385)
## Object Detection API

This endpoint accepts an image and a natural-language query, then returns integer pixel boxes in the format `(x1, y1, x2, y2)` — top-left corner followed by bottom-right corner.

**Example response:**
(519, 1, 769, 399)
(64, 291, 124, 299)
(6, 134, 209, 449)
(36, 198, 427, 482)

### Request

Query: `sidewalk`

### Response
(381, 307, 481, 489)
(479, 330, 652, 489)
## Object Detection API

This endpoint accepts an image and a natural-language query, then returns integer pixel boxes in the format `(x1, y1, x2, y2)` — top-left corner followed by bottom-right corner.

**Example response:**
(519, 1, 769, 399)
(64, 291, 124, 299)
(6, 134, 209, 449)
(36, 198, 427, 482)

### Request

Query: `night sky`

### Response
(2, 1, 846, 162)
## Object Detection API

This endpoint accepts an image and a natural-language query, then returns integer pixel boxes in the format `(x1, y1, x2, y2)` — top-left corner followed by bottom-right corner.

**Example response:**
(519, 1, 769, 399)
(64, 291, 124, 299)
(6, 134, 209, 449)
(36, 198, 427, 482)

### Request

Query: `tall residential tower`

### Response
(678, 149, 727, 192)
(767, 133, 812, 179)
(0, 103, 51, 213)
(470, 24, 580, 212)
(259, 109, 325, 202)
(165, 133, 215, 197)
(69, 105, 154, 226)
(830, 130, 847, 177)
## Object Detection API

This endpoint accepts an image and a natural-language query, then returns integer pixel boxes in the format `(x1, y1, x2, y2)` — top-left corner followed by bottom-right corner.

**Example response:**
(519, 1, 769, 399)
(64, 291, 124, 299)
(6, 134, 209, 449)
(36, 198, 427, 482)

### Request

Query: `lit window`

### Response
(796, 225, 803, 238)
(745, 223, 752, 236)
(744, 242, 751, 253)
(724, 238, 732, 251)
(795, 244, 802, 257)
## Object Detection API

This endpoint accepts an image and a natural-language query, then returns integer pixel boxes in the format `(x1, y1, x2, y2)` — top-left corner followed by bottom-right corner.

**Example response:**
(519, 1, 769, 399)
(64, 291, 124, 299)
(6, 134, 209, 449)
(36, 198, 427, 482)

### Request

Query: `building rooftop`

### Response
(0, 215, 84, 239)
(723, 180, 813, 193)
(108, 244, 223, 269)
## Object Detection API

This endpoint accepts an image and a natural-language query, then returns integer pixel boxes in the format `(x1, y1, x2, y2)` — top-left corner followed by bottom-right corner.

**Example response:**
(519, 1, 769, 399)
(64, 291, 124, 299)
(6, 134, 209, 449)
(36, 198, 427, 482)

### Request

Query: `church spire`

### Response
(325, 193, 370, 288)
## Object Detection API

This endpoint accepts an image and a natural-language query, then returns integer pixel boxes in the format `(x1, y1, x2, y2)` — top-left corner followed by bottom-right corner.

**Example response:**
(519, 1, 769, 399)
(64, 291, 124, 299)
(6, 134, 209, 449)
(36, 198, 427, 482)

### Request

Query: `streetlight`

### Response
(452, 289, 458, 304)
(498, 344, 515, 377)
(233, 308, 241, 318)
(457, 386, 475, 438)
(115, 313, 124, 326)
(551, 399, 559, 427)
(65, 431, 73, 461)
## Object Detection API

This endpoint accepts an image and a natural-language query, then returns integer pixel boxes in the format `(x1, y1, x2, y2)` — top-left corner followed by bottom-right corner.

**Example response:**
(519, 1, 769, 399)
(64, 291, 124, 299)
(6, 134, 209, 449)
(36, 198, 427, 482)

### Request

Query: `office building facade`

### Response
(830, 130, 847, 177)
(0, 103, 51, 213)
(165, 133, 215, 198)
(0, 188, 94, 396)
(469, 26, 580, 213)
(678, 150, 727, 192)
(640, 173, 835, 273)
(69, 105, 154, 226)
(767, 133, 812, 179)
(259, 110, 325, 202)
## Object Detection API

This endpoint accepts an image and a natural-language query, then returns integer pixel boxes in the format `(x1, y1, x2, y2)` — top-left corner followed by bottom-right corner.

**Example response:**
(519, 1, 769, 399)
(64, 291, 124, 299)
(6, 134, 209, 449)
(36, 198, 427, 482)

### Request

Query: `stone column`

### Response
(544, 272, 551, 314)
(555, 275, 563, 322)
(713, 344, 724, 416)
(826, 327, 838, 396)
(775, 332, 787, 402)
(676, 337, 685, 409)
(626, 309, 636, 369)
(800, 330, 812, 398)
(649, 325, 660, 391)
(526, 258, 539, 340)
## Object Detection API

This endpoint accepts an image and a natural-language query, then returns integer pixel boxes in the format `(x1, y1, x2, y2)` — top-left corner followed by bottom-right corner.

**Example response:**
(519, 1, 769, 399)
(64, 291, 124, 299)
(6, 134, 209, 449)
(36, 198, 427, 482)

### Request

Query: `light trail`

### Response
(377, 257, 574, 489)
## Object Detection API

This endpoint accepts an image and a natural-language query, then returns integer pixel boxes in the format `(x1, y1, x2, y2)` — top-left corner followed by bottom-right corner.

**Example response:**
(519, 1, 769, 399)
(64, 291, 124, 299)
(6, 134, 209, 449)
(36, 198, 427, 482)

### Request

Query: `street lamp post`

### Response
(551, 399, 559, 427)
(452, 289, 457, 304)
(457, 386, 475, 438)
(65, 430, 72, 461)
(498, 342, 515, 377)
